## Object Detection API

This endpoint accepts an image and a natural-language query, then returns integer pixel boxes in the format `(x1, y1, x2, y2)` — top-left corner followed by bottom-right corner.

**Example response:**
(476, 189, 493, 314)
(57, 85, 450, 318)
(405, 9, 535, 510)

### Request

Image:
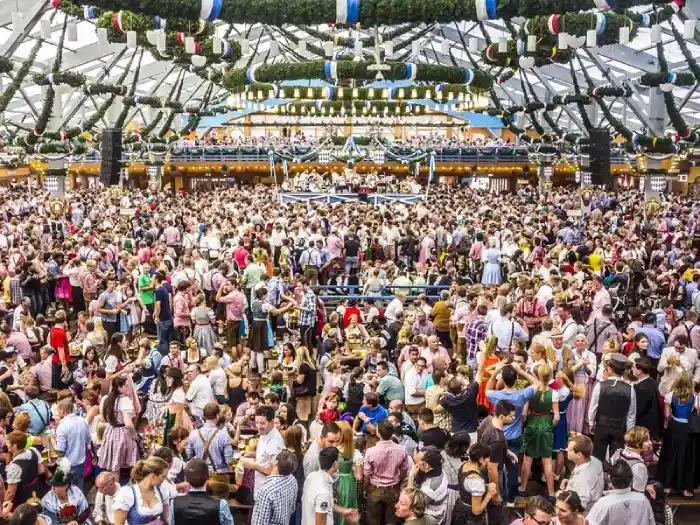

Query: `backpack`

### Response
(345, 382, 364, 416)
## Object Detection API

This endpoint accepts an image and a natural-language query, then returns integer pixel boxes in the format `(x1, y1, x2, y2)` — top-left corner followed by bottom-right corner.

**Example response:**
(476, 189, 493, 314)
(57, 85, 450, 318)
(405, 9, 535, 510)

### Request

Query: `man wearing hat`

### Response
(588, 353, 637, 462)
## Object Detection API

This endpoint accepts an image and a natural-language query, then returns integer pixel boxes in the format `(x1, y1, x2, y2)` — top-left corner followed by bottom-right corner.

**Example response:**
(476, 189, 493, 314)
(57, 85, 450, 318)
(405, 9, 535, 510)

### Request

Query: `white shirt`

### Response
(301, 470, 335, 525)
(404, 366, 428, 405)
(185, 374, 215, 418)
(113, 483, 171, 517)
(566, 456, 605, 511)
(384, 299, 404, 323)
(255, 428, 286, 495)
(93, 491, 115, 524)
(208, 367, 227, 396)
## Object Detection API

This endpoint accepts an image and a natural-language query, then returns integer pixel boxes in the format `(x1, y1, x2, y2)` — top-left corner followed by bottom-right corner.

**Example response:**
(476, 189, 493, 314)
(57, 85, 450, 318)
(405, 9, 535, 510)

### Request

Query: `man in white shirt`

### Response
(562, 435, 604, 511)
(403, 357, 428, 418)
(239, 405, 286, 496)
(301, 448, 359, 525)
(384, 293, 406, 324)
(93, 472, 119, 525)
(185, 363, 215, 419)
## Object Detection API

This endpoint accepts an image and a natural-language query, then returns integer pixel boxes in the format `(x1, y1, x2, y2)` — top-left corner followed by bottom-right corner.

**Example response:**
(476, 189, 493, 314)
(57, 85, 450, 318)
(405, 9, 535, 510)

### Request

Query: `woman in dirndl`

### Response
(566, 334, 597, 434)
(113, 457, 171, 525)
(161, 367, 190, 447)
(166, 426, 190, 490)
(98, 376, 140, 479)
(190, 293, 216, 353)
(248, 286, 294, 375)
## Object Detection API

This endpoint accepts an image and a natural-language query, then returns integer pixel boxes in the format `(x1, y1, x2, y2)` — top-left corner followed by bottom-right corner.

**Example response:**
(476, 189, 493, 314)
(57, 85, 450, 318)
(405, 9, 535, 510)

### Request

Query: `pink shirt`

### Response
(326, 235, 344, 260)
(163, 226, 181, 245)
(421, 346, 451, 372)
(217, 291, 246, 321)
(30, 358, 53, 392)
(173, 292, 194, 327)
(8, 331, 32, 359)
(233, 248, 249, 269)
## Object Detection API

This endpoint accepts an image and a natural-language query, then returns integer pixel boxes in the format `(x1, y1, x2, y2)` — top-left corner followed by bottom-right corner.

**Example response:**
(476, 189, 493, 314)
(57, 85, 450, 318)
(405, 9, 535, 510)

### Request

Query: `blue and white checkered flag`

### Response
(373, 150, 385, 165)
(44, 177, 59, 193)
(318, 150, 330, 165)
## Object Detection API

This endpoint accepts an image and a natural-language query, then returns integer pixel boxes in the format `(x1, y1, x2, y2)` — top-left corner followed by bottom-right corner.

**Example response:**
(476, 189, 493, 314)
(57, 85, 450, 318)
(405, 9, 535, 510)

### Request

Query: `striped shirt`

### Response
(363, 439, 408, 487)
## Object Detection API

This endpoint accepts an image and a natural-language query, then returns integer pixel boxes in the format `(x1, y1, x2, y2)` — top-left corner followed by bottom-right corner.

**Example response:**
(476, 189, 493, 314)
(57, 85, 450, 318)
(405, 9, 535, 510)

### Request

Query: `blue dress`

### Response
(481, 249, 502, 286)
(553, 388, 573, 452)
(658, 394, 696, 493)
(126, 484, 166, 525)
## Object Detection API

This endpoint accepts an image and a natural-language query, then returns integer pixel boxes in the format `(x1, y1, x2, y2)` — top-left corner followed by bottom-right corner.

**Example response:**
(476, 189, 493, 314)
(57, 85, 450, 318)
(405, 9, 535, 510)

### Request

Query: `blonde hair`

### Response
(295, 346, 316, 370)
(559, 367, 584, 400)
(13, 412, 30, 433)
(483, 336, 498, 357)
(672, 372, 694, 404)
(624, 426, 650, 450)
(337, 421, 355, 460)
(401, 488, 427, 518)
(129, 456, 169, 484)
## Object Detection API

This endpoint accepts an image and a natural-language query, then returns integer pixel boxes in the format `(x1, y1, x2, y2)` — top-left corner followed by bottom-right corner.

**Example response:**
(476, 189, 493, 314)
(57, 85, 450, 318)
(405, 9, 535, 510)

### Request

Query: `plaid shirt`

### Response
(465, 317, 487, 362)
(298, 289, 316, 327)
(251, 474, 298, 525)
(9, 276, 21, 306)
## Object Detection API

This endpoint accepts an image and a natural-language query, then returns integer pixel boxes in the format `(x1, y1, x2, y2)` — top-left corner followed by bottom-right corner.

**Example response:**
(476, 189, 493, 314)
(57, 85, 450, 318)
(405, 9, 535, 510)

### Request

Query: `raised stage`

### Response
(280, 192, 424, 205)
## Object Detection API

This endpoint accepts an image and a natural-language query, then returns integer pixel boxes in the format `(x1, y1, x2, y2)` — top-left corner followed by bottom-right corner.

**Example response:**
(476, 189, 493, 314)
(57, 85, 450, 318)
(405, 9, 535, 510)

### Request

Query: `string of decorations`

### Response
(222, 60, 492, 92)
(656, 42, 697, 141)
(59, 0, 676, 28)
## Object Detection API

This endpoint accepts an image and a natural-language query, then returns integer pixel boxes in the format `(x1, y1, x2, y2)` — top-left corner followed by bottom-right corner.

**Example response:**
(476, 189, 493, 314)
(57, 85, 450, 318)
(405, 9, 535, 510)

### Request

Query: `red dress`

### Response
(477, 355, 500, 411)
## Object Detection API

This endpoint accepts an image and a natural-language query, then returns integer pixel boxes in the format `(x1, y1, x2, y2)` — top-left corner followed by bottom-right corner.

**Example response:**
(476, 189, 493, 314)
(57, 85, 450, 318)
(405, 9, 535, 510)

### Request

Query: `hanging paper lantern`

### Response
(586, 29, 596, 47)
(126, 30, 137, 48)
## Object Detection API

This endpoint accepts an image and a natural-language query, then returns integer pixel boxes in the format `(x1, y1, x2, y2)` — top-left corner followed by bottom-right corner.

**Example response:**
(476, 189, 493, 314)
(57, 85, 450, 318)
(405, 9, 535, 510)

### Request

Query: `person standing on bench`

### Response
(170, 458, 235, 525)
(588, 354, 636, 462)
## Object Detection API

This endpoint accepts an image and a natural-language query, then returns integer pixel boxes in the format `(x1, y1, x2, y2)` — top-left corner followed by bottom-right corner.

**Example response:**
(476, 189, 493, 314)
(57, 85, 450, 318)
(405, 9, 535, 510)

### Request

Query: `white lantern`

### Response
(558, 32, 569, 49)
(126, 30, 137, 49)
(41, 19, 52, 40)
(586, 29, 596, 47)
(660, 83, 675, 92)
(355, 40, 363, 57)
(569, 35, 586, 48)
(650, 24, 661, 44)
(212, 36, 222, 54)
(619, 26, 630, 44)
(519, 56, 535, 69)
(498, 37, 508, 53)
(66, 20, 78, 42)
(684, 19, 696, 39)
(298, 39, 306, 52)
(157, 31, 167, 52)
(384, 40, 393, 57)
(527, 35, 537, 52)
(185, 36, 196, 54)
(97, 27, 109, 46)
(191, 55, 207, 68)
(146, 30, 158, 45)
(11, 12, 23, 34)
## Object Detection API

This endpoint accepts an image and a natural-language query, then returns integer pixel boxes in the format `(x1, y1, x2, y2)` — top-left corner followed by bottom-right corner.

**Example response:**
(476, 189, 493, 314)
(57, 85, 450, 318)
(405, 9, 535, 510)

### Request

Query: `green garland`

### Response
(545, 93, 590, 110)
(231, 82, 475, 101)
(656, 42, 695, 141)
(0, 57, 13, 75)
(481, 41, 573, 68)
(157, 75, 186, 138)
(638, 71, 695, 87)
(84, 83, 128, 96)
(33, 71, 86, 88)
(96, 12, 241, 67)
(0, 31, 46, 112)
(123, 95, 163, 107)
(670, 13, 700, 82)
(141, 71, 183, 137)
(115, 49, 144, 129)
(60, 0, 672, 27)
(300, 23, 418, 49)
(587, 85, 632, 98)
(223, 60, 492, 92)
(519, 74, 545, 136)
(520, 12, 641, 47)
(524, 74, 562, 136)
(273, 100, 428, 115)
(569, 59, 592, 132)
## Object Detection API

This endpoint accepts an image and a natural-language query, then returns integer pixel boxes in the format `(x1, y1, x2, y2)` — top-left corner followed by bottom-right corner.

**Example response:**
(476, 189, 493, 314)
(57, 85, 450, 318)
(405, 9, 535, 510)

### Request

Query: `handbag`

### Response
(292, 384, 310, 399)
(689, 406, 700, 435)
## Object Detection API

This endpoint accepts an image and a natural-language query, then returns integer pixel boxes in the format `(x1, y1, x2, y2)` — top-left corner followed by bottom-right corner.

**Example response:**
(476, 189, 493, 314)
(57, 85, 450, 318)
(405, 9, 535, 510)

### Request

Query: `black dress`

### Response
(451, 464, 487, 525)
(658, 394, 697, 494)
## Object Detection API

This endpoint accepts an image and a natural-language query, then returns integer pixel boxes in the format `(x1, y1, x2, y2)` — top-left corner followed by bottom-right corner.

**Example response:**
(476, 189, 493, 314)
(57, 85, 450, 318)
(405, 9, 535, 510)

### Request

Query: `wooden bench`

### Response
(668, 495, 700, 517)
(229, 498, 254, 524)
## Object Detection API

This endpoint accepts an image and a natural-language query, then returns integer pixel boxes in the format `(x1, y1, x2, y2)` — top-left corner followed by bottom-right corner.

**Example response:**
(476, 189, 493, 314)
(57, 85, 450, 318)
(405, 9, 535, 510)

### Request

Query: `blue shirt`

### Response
(169, 490, 234, 525)
(154, 284, 172, 321)
(17, 399, 51, 435)
(634, 325, 666, 360)
(186, 422, 235, 473)
(359, 405, 389, 433)
(55, 413, 92, 466)
(488, 319, 527, 352)
(686, 281, 698, 306)
(486, 386, 535, 440)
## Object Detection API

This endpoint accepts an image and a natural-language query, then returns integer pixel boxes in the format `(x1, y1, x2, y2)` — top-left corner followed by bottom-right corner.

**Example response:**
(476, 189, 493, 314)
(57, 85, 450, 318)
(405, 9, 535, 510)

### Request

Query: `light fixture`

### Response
(126, 30, 137, 49)
(619, 26, 630, 44)
(498, 37, 508, 53)
(586, 29, 596, 47)
(212, 37, 222, 54)
(527, 35, 537, 52)
(185, 36, 196, 54)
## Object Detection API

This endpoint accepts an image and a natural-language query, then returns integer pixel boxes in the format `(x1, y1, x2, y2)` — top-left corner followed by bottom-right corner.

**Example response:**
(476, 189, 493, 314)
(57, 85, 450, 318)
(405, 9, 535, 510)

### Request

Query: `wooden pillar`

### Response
(446, 116, 453, 138)
(244, 117, 252, 137)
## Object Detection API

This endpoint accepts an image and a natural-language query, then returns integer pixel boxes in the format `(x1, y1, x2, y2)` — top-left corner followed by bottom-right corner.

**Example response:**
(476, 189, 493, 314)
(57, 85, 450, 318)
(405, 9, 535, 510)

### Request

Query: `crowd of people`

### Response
(0, 179, 697, 525)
